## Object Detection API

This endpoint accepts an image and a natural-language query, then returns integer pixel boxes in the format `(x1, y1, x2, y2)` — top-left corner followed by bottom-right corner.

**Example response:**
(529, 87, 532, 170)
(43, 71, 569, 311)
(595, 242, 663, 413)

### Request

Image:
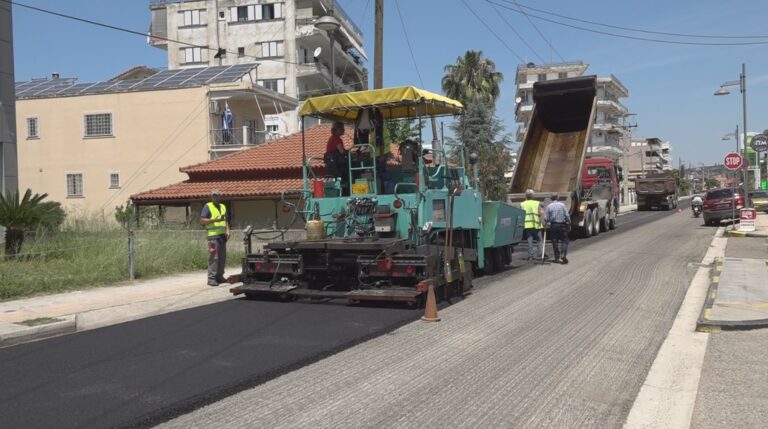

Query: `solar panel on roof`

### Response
(78, 81, 115, 94)
(156, 68, 201, 87)
(55, 83, 95, 96)
(15, 79, 60, 96)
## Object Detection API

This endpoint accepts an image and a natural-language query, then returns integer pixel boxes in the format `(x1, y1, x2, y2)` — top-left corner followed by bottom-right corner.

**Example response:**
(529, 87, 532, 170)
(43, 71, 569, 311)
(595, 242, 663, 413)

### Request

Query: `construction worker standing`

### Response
(545, 192, 571, 264)
(200, 189, 230, 286)
(521, 189, 545, 261)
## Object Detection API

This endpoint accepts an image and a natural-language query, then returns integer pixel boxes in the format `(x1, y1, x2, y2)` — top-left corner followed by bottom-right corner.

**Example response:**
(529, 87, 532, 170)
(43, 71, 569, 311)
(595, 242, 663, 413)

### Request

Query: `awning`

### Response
(299, 86, 463, 122)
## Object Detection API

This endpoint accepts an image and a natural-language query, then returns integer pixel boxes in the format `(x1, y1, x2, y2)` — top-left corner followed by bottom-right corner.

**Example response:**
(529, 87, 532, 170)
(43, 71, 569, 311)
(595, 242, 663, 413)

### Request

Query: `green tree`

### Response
(441, 50, 503, 105)
(384, 118, 424, 144)
(0, 189, 66, 259)
(450, 100, 513, 201)
(671, 169, 691, 195)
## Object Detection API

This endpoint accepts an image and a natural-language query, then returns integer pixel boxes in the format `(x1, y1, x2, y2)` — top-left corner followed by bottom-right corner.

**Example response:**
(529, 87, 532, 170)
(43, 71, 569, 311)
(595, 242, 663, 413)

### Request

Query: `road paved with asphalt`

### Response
(0, 204, 705, 428)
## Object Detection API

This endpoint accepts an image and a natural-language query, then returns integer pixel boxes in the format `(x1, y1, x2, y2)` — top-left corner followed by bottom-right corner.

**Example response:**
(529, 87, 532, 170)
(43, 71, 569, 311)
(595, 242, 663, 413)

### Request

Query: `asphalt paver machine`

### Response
(230, 87, 524, 305)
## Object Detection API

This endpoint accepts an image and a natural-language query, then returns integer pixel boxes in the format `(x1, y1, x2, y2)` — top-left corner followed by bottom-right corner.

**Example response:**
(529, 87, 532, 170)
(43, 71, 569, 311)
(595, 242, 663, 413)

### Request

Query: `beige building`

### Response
(148, 0, 367, 136)
(15, 64, 297, 216)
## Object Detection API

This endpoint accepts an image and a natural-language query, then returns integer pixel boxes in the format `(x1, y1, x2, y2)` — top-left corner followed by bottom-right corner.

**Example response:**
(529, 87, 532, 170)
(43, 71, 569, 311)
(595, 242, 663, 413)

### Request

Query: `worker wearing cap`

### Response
(545, 192, 571, 264)
(200, 189, 230, 286)
(521, 189, 546, 261)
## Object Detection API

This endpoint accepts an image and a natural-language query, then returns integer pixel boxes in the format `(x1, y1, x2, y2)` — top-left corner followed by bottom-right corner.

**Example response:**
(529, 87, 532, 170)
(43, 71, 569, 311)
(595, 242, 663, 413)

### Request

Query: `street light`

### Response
(315, 13, 341, 93)
(714, 63, 749, 207)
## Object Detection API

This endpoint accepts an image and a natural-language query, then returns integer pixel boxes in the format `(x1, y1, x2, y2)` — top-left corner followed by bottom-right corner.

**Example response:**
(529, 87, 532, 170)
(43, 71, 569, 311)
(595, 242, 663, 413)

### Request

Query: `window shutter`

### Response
(185, 48, 193, 63)
(277, 41, 284, 56)
(255, 5, 263, 21)
(277, 80, 285, 94)
(247, 5, 255, 21)
(261, 42, 268, 57)
(257, 80, 264, 87)
(183, 11, 191, 26)
(275, 3, 283, 19)
(229, 7, 237, 22)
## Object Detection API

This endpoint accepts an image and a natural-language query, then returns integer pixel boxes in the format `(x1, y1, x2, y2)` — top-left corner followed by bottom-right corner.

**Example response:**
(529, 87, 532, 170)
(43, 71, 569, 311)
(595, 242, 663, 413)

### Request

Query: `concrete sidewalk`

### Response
(698, 213, 768, 331)
(0, 268, 239, 347)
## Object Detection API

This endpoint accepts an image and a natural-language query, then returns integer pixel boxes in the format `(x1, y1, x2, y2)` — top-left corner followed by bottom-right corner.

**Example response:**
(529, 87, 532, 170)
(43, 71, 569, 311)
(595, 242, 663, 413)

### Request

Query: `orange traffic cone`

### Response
(421, 283, 440, 322)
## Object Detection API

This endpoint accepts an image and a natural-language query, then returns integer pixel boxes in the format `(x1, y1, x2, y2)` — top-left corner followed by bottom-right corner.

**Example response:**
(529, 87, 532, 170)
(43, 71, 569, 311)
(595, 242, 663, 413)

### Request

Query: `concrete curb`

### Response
(0, 315, 77, 347)
(0, 286, 238, 348)
(696, 257, 768, 332)
(727, 229, 768, 238)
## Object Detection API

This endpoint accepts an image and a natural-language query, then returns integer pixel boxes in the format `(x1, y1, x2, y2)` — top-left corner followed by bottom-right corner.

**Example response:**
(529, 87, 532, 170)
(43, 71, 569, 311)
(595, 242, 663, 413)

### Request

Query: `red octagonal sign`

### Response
(724, 152, 744, 170)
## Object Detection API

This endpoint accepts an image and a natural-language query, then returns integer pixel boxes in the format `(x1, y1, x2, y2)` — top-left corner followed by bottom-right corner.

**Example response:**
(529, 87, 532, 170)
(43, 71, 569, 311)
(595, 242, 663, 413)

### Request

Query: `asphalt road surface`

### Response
(0, 203, 706, 428)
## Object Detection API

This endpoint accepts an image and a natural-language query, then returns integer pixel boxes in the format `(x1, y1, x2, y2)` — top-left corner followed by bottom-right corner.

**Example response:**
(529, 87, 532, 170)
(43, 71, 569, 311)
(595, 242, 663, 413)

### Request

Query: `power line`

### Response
(394, 0, 425, 87)
(460, 0, 525, 63)
(506, 0, 565, 62)
(487, 1, 545, 63)
(489, 0, 768, 46)
(503, 0, 768, 40)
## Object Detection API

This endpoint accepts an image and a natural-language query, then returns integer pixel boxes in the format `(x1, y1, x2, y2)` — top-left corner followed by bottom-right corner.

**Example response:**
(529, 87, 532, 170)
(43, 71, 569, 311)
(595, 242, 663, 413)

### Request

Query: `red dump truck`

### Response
(635, 173, 678, 211)
(509, 76, 622, 237)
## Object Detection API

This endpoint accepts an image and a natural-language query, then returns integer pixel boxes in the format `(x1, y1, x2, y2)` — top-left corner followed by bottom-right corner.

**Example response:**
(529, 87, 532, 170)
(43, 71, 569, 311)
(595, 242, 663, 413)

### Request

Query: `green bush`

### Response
(0, 220, 243, 301)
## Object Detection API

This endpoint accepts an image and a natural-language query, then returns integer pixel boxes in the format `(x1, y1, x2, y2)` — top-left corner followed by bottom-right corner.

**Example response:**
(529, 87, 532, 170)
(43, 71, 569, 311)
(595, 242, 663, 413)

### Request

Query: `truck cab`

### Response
(581, 157, 621, 199)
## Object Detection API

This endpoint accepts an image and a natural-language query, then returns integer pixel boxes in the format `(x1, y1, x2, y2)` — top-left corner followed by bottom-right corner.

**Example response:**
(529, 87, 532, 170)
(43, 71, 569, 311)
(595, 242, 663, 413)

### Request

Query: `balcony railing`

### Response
(210, 127, 279, 153)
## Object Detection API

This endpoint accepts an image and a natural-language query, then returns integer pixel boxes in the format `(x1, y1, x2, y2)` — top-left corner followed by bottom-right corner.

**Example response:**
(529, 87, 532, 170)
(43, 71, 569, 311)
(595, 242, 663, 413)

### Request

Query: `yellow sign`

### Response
(352, 182, 369, 195)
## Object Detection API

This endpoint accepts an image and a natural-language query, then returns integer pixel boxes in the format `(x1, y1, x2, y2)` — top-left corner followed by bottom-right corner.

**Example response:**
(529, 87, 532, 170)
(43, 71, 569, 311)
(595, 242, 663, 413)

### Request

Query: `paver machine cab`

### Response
(230, 87, 524, 305)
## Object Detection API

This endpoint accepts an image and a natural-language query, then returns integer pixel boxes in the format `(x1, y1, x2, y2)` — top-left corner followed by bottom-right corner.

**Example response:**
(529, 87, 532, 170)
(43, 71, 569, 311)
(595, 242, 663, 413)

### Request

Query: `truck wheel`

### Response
(599, 213, 608, 232)
(484, 249, 496, 273)
(582, 210, 593, 238)
(494, 247, 505, 269)
(609, 215, 616, 230)
(592, 210, 600, 236)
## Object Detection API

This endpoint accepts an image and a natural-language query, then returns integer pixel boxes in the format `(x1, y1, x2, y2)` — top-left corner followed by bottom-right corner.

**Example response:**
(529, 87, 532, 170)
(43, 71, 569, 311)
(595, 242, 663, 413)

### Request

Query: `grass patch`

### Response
(17, 317, 65, 327)
(0, 221, 244, 301)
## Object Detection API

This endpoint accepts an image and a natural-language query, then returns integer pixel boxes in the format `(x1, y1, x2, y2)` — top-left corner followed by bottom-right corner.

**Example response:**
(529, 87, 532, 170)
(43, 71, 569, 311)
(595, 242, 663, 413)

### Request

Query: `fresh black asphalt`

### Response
(0, 203, 693, 429)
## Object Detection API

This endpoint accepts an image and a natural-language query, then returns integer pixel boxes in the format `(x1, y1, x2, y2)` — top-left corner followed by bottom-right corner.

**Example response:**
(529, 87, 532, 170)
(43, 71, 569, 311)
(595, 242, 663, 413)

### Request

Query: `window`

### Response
(266, 124, 279, 133)
(237, 6, 249, 21)
(110, 173, 120, 189)
(84, 113, 113, 137)
(238, 47, 245, 57)
(537, 73, 547, 82)
(558, 72, 568, 79)
(180, 9, 202, 27)
(259, 41, 283, 58)
(262, 3, 283, 20)
(27, 117, 39, 139)
(66, 173, 83, 197)
(182, 47, 203, 63)
(258, 79, 285, 94)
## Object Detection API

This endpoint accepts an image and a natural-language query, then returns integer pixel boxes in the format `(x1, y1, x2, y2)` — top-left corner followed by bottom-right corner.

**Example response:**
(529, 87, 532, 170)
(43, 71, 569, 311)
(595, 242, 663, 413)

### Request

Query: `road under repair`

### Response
(0, 202, 712, 428)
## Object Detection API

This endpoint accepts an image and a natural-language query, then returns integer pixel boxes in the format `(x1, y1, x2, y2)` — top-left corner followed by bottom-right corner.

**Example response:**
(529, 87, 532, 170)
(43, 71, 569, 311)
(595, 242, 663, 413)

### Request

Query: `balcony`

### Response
(596, 99, 628, 116)
(296, 61, 345, 84)
(209, 127, 279, 158)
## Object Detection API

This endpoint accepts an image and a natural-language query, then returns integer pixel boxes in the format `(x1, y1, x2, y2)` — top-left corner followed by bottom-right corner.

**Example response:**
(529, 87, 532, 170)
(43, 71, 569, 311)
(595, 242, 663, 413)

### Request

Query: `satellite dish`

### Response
(313, 47, 322, 58)
(515, 97, 522, 104)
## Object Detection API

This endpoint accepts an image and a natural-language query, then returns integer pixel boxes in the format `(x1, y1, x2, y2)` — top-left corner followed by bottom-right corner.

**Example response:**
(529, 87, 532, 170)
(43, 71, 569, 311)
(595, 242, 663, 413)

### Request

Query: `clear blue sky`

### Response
(11, 0, 768, 166)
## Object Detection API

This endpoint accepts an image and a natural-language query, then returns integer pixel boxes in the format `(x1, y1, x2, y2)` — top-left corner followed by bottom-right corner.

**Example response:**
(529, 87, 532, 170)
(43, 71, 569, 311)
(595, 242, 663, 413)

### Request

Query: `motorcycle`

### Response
(692, 204, 702, 218)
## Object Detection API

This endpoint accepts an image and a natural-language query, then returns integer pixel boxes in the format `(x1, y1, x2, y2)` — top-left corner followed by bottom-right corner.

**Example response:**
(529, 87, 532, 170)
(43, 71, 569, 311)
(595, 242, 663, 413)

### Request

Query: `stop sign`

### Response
(724, 152, 744, 170)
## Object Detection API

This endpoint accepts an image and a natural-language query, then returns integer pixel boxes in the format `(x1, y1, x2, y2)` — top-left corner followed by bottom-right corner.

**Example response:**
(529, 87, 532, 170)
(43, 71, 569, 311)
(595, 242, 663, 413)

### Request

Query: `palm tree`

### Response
(0, 189, 66, 259)
(441, 50, 504, 106)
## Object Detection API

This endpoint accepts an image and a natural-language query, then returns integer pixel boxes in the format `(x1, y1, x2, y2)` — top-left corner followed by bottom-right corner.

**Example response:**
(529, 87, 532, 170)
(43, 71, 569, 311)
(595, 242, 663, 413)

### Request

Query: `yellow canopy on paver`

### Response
(299, 86, 464, 121)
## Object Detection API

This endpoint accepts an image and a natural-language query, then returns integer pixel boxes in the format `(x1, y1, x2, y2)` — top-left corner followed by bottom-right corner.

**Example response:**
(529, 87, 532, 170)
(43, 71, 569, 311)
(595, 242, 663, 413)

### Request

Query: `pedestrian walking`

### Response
(545, 192, 570, 264)
(521, 189, 546, 261)
(200, 189, 230, 286)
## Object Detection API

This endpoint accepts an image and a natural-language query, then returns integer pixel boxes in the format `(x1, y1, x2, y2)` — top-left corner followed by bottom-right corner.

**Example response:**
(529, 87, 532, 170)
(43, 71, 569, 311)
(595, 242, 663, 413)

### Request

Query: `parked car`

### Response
(702, 188, 743, 226)
(749, 190, 768, 212)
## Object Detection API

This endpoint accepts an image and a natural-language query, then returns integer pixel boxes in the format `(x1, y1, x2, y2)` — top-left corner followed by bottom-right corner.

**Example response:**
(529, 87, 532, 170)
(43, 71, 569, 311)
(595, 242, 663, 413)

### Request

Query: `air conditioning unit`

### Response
(209, 100, 221, 114)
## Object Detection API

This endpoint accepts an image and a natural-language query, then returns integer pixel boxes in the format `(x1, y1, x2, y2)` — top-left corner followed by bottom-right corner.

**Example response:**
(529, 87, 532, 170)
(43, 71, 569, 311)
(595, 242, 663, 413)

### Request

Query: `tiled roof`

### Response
(181, 124, 351, 175)
(131, 179, 304, 202)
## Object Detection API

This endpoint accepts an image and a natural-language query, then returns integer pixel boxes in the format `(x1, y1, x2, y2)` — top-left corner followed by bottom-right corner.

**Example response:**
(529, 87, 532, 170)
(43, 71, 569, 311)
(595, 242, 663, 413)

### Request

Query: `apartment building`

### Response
(625, 137, 673, 179)
(1, 1, 18, 195)
(514, 62, 630, 160)
(15, 64, 296, 214)
(148, 0, 367, 136)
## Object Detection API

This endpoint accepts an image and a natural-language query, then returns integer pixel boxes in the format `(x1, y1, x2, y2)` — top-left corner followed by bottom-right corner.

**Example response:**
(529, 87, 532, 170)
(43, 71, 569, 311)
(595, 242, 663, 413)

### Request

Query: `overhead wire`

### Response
(507, 0, 565, 62)
(459, 0, 525, 63)
(487, 1, 545, 63)
(394, 0, 425, 88)
(501, 0, 768, 40)
(488, 0, 768, 46)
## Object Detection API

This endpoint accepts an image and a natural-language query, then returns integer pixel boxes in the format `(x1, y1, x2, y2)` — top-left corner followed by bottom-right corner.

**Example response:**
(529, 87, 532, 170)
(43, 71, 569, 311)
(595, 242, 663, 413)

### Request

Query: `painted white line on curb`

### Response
(623, 227, 726, 429)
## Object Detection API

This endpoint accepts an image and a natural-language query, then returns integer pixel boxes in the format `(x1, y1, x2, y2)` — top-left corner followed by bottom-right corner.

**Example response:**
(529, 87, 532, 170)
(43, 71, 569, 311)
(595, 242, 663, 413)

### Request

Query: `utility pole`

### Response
(374, 0, 383, 89)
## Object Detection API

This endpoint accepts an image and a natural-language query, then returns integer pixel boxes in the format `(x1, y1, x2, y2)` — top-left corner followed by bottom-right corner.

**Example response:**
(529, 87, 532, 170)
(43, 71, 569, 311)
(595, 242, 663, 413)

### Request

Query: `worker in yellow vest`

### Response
(200, 189, 230, 286)
(520, 189, 547, 261)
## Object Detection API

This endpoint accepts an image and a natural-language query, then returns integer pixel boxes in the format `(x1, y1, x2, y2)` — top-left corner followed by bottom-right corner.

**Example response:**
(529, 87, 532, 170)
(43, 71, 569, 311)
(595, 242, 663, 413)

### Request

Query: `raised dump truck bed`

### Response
(508, 76, 621, 237)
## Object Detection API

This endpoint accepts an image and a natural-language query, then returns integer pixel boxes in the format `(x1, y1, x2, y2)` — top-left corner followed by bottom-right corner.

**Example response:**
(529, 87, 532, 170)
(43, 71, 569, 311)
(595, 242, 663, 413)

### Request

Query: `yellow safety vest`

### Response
(206, 202, 227, 237)
(520, 199, 542, 229)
